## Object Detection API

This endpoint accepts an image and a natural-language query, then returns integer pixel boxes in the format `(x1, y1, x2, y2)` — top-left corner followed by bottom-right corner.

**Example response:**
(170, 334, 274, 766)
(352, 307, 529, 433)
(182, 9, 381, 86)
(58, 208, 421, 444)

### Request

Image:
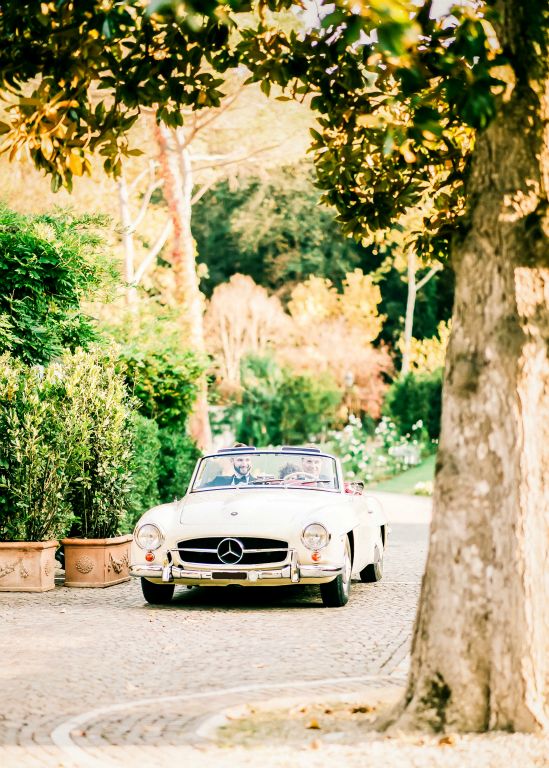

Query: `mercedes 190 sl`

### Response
(130, 446, 388, 607)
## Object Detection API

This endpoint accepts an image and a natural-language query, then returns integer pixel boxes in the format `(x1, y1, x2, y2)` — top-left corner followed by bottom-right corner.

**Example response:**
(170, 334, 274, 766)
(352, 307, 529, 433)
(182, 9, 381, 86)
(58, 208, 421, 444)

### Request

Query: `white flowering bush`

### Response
(414, 481, 434, 496)
(328, 414, 432, 483)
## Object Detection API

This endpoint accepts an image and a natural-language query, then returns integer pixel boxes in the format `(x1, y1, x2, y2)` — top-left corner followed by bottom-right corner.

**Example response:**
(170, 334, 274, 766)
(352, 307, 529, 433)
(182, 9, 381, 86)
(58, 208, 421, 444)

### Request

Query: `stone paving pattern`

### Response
(0, 495, 430, 767)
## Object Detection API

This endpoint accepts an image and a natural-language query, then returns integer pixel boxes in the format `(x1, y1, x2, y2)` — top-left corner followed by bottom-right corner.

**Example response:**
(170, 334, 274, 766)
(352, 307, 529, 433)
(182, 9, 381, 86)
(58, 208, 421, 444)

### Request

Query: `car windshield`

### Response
(191, 452, 339, 492)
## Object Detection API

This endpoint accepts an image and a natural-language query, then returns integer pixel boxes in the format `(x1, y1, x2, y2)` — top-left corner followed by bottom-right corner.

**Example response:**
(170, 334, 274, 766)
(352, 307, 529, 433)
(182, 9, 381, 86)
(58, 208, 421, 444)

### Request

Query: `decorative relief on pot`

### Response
(75, 555, 95, 574)
(44, 559, 52, 576)
(108, 553, 129, 575)
(19, 563, 30, 579)
(0, 560, 18, 579)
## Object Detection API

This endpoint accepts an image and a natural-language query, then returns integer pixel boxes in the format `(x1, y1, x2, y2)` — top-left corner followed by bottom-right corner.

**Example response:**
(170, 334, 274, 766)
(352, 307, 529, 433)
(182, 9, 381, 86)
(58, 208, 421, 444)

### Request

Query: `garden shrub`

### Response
(231, 355, 341, 446)
(63, 348, 136, 539)
(0, 354, 82, 541)
(0, 207, 116, 365)
(126, 413, 161, 528)
(382, 368, 443, 440)
(157, 429, 201, 503)
(118, 345, 203, 430)
(276, 372, 341, 445)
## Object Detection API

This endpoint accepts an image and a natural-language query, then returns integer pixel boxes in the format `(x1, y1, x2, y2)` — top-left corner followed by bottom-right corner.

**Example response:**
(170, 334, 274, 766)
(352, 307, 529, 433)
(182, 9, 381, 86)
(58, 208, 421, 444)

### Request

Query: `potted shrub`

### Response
(61, 350, 135, 587)
(0, 355, 75, 591)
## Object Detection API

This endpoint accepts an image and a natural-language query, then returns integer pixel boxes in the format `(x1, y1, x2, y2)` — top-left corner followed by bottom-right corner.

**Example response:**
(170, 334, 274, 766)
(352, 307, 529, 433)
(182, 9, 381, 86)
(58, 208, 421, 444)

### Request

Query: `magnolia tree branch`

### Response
(179, 86, 245, 150)
(401, 252, 443, 377)
(191, 177, 220, 205)
(132, 218, 173, 286)
(416, 263, 443, 292)
(193, 141, 283, 172)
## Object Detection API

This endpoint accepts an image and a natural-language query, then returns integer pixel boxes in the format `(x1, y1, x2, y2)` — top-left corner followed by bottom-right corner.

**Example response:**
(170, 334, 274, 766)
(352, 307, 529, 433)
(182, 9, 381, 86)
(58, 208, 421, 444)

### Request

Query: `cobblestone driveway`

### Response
(0, 493, 430, 767)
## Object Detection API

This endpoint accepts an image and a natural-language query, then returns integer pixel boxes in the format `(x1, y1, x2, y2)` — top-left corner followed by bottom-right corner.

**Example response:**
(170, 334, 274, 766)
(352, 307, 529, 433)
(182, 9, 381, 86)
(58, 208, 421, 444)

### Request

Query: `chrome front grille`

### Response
(175, 536, 289, 566)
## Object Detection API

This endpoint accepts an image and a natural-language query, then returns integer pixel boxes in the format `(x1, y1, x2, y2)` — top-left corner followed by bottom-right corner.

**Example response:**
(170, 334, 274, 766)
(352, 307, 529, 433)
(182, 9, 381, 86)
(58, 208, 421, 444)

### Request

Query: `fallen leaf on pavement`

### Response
(438, 735, 457, 746)
(306, 719, 321, 730)
(308, 739, 321, 750)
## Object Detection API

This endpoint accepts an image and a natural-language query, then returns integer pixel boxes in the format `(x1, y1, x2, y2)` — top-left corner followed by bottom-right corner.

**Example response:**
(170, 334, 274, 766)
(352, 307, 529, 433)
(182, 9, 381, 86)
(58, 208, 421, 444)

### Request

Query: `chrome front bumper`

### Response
(130, 553, 342, 584)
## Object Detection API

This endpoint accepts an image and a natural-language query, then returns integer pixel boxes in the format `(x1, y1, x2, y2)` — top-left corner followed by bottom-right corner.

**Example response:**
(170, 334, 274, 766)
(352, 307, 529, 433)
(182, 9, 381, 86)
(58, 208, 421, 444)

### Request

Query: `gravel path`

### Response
(2, 492, 546, 766)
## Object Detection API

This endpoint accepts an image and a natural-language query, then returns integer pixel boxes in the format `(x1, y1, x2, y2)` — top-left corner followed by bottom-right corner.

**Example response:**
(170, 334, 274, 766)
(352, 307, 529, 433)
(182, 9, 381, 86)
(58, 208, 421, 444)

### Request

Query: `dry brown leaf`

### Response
(306, 718, 321, 730)
(308, 739, 321, 750)
(289, 704, 308, 716)
(438, 734, 457, 746)
(351, 705, 375, 714)
(324, 707, 333, 715)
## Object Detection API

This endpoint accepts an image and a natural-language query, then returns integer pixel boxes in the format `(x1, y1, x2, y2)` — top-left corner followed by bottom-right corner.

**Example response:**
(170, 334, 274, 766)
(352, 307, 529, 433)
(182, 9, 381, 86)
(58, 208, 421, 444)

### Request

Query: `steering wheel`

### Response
(282, 471, 318, 482)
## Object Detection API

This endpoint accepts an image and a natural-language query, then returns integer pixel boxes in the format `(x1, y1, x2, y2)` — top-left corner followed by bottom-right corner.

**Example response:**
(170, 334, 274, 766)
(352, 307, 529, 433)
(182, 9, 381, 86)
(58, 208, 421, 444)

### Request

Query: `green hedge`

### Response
(0, 349, 136, 542)
(382, 368, 443, 440)
(118, 346, 203, 430)
(126, 413, 161, 528)
(157, 429, 201, 504)
(0, 355, 75, 541)
(232, 355, 341, 446)
(0, 207, 115, 365)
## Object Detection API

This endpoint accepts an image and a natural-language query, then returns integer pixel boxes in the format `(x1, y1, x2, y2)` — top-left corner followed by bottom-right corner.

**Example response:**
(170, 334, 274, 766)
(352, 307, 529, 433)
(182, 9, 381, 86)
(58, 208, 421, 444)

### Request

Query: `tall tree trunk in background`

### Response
(401, 248, 417, 377)
(155, 122, 212, 450)
(401, 249, 441, 377)
(117, 175, 138, 307)
(395, 2, 549, 733)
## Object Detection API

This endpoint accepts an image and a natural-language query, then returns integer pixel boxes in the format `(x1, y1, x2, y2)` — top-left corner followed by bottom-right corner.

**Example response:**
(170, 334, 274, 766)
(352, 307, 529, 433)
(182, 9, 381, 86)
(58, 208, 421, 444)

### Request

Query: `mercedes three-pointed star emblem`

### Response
(217, 537, 245, 565)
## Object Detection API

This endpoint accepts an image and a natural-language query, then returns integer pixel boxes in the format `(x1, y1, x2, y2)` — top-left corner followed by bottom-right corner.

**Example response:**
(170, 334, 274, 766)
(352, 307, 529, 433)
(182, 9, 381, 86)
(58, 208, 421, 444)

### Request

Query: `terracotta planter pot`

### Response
(0, 540, 58, 592)
(62, 534, 133, 588)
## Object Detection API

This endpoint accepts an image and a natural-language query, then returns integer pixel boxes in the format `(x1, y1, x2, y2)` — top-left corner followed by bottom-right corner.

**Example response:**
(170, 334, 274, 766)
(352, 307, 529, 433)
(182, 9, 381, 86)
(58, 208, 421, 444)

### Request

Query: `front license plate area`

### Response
(212, 572, 248, 580)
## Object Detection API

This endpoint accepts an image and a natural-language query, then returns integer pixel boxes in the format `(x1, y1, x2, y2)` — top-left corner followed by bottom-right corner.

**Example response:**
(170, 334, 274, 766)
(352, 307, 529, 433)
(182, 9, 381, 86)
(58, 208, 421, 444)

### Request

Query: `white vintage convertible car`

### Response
(130, 446, 388, 607)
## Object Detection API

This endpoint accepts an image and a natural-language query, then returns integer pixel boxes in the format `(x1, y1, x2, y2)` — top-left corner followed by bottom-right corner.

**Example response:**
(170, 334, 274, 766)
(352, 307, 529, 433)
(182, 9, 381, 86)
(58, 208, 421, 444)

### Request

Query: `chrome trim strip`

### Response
(130, 565, 163, 577)
(299, 565, 343, 578)
(130, 556, 342, 583)
(175, 547, 289, 554)
(171, 548, 290, 568)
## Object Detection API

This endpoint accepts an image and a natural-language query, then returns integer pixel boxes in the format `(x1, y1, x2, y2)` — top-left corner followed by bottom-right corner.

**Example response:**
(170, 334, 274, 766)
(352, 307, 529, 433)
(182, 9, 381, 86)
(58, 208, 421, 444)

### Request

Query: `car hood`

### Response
(179, 488, 342, 528)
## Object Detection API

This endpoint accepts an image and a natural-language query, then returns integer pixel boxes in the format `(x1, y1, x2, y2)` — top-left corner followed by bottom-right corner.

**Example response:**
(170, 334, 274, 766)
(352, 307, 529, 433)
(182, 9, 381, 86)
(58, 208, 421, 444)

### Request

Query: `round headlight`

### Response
(135, 523, 163, 551)
(302, 523, 329, 550)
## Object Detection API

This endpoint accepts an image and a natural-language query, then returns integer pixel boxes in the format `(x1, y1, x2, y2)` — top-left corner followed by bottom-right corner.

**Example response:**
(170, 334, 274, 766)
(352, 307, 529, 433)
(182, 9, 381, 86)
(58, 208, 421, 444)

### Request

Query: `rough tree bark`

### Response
(155, 122, 212, 450)
(394, 1, 549, 733)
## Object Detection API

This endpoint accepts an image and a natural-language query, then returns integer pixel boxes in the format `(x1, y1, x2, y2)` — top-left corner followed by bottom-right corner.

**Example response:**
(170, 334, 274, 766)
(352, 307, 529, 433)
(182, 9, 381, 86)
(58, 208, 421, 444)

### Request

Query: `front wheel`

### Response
(320, 536, 352, 607)
(141, 578, 175, 605)
(360, 543, 383, 583)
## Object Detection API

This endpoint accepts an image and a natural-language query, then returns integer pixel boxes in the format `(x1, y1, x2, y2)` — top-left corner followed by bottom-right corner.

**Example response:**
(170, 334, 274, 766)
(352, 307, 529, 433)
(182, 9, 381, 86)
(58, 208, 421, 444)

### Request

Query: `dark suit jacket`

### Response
(205, 474, 257, 487)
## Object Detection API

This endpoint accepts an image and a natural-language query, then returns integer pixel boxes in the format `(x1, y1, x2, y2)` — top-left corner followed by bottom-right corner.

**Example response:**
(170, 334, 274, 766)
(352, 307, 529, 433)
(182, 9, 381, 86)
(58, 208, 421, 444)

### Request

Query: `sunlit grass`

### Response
(368, 454, 436, 494)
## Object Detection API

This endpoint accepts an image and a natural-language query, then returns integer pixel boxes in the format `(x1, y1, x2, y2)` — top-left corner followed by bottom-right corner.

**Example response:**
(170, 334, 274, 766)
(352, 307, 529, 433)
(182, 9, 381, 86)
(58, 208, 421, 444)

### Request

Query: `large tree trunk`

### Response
(155, 122, 212, 450)
(394, 5, 549, 733)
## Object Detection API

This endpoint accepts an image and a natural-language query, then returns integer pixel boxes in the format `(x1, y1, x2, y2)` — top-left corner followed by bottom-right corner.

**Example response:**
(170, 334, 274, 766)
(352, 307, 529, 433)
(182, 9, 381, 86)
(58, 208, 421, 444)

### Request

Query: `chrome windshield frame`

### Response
(188, 449, 342, 495)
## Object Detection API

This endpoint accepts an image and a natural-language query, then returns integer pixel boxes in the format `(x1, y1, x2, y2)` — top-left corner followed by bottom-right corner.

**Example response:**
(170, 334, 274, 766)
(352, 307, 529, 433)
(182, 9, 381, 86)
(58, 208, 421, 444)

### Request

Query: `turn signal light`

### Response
(145, 552, 155, 562)
(311, 551, 321, 562)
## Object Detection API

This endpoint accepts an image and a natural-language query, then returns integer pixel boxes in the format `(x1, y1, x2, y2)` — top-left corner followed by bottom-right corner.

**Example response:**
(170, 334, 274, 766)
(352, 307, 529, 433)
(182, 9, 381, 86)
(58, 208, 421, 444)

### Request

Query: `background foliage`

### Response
(383, 369, 443, 442)
(64, 348, 136, 539)
(231, 355, 341, 446)
(0, 354, 76, 541)
(0, 207, 115, 365)
(0, 348, 136, 542)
